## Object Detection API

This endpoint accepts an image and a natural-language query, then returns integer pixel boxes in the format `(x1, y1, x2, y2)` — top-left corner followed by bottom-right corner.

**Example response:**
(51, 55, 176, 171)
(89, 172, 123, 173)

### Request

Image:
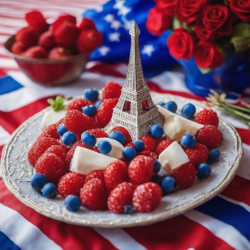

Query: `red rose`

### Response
(146, 7, 172, 35)
(195, 5, 233, 41)
(227, 0, 250, 22)
(155, 0, 178, 16)
(176, 0, 211, 26)
(194, 41, 224, 69)
(167, 28, 195, 60)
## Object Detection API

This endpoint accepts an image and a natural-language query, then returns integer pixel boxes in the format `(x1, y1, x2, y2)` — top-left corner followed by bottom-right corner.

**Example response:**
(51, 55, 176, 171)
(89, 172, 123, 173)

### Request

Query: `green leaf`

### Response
(230, 23, 250, 52)
(173, 15, 182, 30)
(47, 95, 71, 112)
(198, 66, 213, 74)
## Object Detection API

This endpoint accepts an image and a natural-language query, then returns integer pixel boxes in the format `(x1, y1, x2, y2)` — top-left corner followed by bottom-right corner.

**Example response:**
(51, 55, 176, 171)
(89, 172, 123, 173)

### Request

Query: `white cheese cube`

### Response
(41, 109, 67, 129)
(158, 141, 189, 175)
(157, 105, 175, 122)
(96, 138, 124, 159)
(163, 115, 204, 142)
(70, 146, 116, 175)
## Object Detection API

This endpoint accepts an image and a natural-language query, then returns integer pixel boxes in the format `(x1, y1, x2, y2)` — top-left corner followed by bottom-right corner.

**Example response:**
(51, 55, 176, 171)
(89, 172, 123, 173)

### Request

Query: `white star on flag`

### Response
(109, 32, 120, 42)
(111, 20, 121, 30)
(141, 45, 155, 56)
(123, 18, 133, 30)
(95, 6, 103, 13)
(104, 14, 114, 23)
(99, 46, 111, 56)
(118, 6, 131, 16)
(113, 0, 125, 9)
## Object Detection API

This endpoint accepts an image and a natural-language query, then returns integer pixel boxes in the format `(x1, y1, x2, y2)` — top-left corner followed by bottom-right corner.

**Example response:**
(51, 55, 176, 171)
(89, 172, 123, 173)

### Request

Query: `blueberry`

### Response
(157, 101, 165, 107)
(181, 133, 196, 148)
(165, 101, 177, 113)
(81, 131, 97, 147)
(182, 103, 196, 118)
(41, 183, 57, 198)
(83, 88, 99, 102)
(98, 140, 112, 154)
(133, 140, 144, 152)
(122, 147, 137, 161)
(123, 205, 135, 214)
(64, 195, 81, 212)
(30, 173, 47, 192)
(207, 149, 220, 164)
(153, 161, 161, 173)
(95, 100, 102, 109)
(161, 176, 176, 193)
(148, 124, 164, 139)
(108, 131, 126, 145)
(82, 105, 97, 117)
(151, 174, 163, 186)
(57, 123, 68, 136)
(62, 131, 77, 146)
(197, 163, 211, 179)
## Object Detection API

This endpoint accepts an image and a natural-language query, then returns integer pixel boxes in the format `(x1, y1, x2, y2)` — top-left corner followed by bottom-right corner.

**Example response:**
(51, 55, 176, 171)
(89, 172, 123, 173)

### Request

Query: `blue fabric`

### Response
(83, 0, 176, 78)
(196, 196, 250, 241)
(0, 232, 21, 250)
(0, 76, 23, 95)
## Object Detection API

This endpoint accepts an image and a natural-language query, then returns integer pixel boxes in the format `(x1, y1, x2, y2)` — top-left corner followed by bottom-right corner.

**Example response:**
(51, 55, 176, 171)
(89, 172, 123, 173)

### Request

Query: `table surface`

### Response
(0, 1, 250, 250)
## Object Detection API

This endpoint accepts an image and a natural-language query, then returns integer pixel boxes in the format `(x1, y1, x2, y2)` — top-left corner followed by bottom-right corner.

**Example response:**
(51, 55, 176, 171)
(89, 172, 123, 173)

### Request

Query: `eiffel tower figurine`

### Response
(104, 21, 164, 141)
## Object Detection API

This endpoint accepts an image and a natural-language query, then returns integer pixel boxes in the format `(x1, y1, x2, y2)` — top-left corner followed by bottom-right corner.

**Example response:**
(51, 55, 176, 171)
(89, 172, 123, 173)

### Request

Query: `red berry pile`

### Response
(11, 11, 103, 59)
(28, 81, 224, 215)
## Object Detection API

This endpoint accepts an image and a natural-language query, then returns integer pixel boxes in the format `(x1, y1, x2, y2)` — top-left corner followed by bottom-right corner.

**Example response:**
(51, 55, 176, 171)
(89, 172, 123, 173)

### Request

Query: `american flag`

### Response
(1, 0, 250, 250)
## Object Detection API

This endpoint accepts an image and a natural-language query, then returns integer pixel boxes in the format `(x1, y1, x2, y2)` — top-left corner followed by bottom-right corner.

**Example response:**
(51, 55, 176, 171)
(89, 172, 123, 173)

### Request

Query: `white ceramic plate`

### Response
(0, 93, 243, 228)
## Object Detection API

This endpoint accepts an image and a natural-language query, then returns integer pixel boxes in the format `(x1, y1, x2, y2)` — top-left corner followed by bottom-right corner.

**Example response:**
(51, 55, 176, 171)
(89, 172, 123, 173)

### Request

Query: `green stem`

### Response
(225, 102, 250, 114)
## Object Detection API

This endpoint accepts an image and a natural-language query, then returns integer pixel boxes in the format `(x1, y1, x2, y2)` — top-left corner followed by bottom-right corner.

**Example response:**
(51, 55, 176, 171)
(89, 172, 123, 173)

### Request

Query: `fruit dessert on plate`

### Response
(28, 81, 223, 214)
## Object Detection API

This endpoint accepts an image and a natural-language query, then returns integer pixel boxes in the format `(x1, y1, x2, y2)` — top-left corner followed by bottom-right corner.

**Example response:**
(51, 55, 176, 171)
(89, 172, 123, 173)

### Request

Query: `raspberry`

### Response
(184, 143, 209, 167)
(87, 129, 108, 138)
(104, 160, 129, 192)
(140, 135, 158, 152)
(195, 125, 223, 149)
(132, 182, 162, 213)
(67, 98, 92, 112)
(128, 155, 154, 185)
(38, 124, 60, 140)
(58, 172, 86, 198)
(156, 140, 174, 155)
(172, 162, 196, 188)
(196, 109, 219, 128)
(28, 137, 60, 166)
(107, 182, 136, 214)
(85, 169, 105, 183)
(44, 145, 66, 161)
(80, 178, 108, 210)
(155, 136, 164, 145)
(64, 110, 95, 134)
(96, 98, 118, 128)
(102, 81, 122, 100)
(137, 151, 158, 161)
(112, 126, 132, 144)
(125, 142, 134, 148)
(65, 141, 92, 171)
(35, 153, 65, 184)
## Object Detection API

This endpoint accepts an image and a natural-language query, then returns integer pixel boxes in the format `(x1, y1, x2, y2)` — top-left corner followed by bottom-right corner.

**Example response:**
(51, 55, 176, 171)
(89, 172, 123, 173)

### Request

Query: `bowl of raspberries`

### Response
(4, 11, 103, 86)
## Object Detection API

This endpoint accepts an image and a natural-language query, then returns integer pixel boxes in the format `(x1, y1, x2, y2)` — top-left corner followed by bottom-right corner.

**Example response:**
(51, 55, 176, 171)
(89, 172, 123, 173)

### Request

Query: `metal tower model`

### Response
(104, 21, 164, 141)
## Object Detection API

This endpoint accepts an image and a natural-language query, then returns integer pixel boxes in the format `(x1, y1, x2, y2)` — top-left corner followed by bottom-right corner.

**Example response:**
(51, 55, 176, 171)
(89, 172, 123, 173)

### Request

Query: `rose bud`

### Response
(77, 29, 103, 53)
(16, 26, 38, 49)
(146, 7, 172, 35)
(11, 42, 26, 55)
(54, 22, 80, 49)
(194, 41, 224, 69)
(23, 46, 48, 59)
(167, 27, 195, 60)
(38, 31, 55, 51)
